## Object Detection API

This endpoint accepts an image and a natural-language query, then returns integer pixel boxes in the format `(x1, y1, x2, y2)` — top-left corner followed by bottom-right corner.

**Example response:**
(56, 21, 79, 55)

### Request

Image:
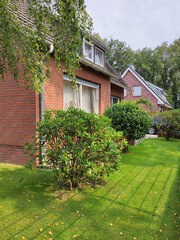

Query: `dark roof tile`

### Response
(105, 60, 131, 90)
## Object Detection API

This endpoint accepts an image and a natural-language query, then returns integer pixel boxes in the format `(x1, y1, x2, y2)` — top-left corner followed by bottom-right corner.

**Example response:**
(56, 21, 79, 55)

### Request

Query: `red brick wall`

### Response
(44, 57, 64, 110)
(111, 84, 124, 101)
(75, 64, 110, 114)
(44, 57, 111, 114)
(0, 56, 113, 165)
(0, 69, 38, 165)
(123, 70, 158, 112)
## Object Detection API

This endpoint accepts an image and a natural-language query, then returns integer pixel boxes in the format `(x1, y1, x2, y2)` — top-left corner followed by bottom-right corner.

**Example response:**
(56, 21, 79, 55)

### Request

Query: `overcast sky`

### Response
(85, 0, 180, 50)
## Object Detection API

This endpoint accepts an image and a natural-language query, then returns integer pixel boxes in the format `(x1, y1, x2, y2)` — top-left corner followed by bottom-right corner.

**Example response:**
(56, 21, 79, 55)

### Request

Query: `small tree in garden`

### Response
(156, 110, 180, 140)
(24, 107, 128, 190)
(104, 100, 153, 142)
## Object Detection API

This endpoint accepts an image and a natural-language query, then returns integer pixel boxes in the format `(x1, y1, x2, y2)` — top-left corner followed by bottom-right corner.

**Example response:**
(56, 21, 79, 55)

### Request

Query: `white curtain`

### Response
(82, 85, 91, 113)
(64, 79, 98, 113)
(63, 80, 79, 110)
(95, 48, 102, 65)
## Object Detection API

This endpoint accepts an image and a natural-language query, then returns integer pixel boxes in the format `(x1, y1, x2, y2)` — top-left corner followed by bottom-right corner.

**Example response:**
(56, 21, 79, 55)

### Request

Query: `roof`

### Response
(9, 0, 54, 43)
(122, 65, 172, 109)
(8, 1, 130, 90)
(90, 36, 109, 52)
(79, 57, 118, 79)
(144, 81, 170, 105)
(104, 60, 131, 90)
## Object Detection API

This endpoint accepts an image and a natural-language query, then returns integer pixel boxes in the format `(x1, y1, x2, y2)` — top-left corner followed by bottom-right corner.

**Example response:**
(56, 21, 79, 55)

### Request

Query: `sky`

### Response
(85, 0, 180, 50)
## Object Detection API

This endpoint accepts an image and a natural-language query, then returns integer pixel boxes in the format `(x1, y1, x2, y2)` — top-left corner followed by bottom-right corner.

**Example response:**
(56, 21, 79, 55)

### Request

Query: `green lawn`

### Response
(0, 138, 179, 240)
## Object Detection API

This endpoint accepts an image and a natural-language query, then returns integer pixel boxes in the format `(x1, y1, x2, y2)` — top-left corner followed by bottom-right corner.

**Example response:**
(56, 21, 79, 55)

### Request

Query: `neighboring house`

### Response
(122, 65, 172, 112)
(0, 34, 130, 165)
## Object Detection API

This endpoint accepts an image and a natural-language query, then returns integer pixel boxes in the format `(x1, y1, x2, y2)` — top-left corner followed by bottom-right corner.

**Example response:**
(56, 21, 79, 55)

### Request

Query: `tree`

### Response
(92, 32, 105, 43)
(155, 42, 170, 89)
(133, 41, 180, 108)
(0, 0, 93, 92)
(136, 41, 180, 108)
(105, 35, 180, 108)
(134, 47, 163, 85)
(168, 39, 180, 108)
(105, 38, 134, 75)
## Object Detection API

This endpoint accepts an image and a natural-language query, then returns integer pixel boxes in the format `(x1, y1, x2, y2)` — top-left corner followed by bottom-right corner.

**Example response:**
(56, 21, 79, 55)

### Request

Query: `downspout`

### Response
(40, 44, 54, 120)
(38, 44, 54, 166)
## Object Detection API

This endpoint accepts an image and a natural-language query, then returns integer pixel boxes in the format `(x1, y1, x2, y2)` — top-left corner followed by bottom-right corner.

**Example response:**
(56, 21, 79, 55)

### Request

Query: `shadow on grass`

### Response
(155, 161, 180, 240)
(0, 138, 179, 239)
(0, 162, 179, 240)
(0, 166, 59, 219)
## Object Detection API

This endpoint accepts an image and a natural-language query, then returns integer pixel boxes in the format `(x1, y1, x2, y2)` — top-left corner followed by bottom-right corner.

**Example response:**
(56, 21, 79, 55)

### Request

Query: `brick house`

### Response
(122, 65, 172, 112)
(0, 36, 130, 165)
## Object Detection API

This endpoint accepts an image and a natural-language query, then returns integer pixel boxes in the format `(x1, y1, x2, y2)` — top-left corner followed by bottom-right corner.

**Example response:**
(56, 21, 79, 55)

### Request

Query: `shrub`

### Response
(156, 110, 180, 140)
(24, 107, 127, 190)
(104, 100, 153, 141)
(136, 97, 153, 111)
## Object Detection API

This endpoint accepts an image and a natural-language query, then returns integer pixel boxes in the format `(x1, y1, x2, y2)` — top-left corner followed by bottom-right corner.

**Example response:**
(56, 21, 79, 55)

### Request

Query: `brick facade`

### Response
(44, 57, 64, 111)
(111, 84, 124, 102)
(0, 68, 38, 165)
(123, 70, 159, 112)
(75, 65, 111, 114)
(44, 56, 111, 114)
(0, 56, 124, 165)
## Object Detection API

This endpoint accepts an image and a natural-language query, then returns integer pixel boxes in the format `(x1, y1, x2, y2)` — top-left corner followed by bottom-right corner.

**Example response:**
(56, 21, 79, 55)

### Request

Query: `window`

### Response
(63, 75, 99, 113)
(158, 106, 162, 112)
(83, 40, 94, 61)
(95, 47, 103, 66)
(133, 86, 141, 96)
(111, 96, 120, 105)
(64, 80, 80, 109)
(83, 39, 105, 66)
(124, 89, 127, 97)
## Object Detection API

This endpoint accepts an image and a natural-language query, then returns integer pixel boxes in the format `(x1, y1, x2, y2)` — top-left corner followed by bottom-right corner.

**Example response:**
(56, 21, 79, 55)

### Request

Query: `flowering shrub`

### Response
(156, 110, 180, 140)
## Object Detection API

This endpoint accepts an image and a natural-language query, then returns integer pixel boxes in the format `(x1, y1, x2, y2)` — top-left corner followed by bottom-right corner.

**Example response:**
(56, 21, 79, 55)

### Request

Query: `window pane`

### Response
(63, 80, 79, 110)
(82, 86, 97, 113)
(95, 48, 103, 65)
(84, 42, 93, 60)
(133, 86, 141, 96)
(63, 78, 99, 114)
(111, 96, 120, 105)
(113, 97, 119, 105)
(82, 85, 91, 113)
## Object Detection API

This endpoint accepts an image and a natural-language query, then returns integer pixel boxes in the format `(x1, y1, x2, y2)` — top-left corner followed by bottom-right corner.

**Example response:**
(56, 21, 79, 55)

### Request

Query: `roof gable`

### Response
(122, 66, 172, 108)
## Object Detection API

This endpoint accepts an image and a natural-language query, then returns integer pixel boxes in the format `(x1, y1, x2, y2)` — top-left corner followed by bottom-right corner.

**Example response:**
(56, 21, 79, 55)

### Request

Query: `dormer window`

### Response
(83, 39, 105, 66)
(95, 47, 103, 66)
(83, 40, 94, 61)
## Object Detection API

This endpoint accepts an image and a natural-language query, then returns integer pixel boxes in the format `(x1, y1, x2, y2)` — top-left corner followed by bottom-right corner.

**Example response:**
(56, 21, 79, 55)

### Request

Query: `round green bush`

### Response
(104, 100, 153, 141)
(25, 107, 128, 189)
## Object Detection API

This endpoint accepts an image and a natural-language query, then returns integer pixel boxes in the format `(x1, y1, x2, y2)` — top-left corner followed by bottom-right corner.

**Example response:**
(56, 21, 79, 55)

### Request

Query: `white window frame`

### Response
(124, 89, 127, 97)
(83, 39, 94, 62)
(95, 47, 104, 66)
(133, 86, 142, 96)
(63, 74, 99, 114)
(111, 96, 120, 105)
